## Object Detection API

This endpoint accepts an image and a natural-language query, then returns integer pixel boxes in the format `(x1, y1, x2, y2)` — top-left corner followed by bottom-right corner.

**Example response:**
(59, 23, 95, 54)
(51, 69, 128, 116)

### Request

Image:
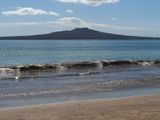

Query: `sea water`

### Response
(0, 39, 160, 108)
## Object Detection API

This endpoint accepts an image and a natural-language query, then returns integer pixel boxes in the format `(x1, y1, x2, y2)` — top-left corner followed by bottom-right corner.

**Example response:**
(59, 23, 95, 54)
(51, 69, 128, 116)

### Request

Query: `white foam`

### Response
(140, 61, 154, 66)
(0, 68, 14, 72)
(96, 61, 103, 69)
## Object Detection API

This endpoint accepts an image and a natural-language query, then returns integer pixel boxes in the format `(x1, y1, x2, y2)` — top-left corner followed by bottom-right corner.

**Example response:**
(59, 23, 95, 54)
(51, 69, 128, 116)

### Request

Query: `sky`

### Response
(0, 0, 160, 37)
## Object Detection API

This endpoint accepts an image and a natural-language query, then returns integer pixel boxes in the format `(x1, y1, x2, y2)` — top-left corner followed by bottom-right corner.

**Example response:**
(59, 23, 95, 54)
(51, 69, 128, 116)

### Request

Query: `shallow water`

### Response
(0, 39, 160, 108)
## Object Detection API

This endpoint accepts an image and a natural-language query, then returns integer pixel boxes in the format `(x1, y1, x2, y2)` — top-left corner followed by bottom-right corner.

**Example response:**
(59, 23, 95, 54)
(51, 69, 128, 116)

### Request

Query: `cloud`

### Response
(0, 17, 141, 31)
(2, 7, 60, 16)
(55, 17, 142, 31)
(57, 0, 119, 6)
(48, 11, 60, 16)
(110, 18, 117, 21)
(0, 17, 145, 37)
(54, 17, 87, 27)
(66, 9, 74, 13)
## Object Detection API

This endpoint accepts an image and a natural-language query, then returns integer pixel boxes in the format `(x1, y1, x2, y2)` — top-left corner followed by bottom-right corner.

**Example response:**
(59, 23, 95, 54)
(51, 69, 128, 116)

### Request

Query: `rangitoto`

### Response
(0, 94, 160, 120)
(0, 28, 160, 40)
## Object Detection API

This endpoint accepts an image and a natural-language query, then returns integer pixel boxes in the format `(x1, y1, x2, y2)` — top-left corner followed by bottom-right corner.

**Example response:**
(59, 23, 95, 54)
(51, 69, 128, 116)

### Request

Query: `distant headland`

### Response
(0, 28, 159, 40)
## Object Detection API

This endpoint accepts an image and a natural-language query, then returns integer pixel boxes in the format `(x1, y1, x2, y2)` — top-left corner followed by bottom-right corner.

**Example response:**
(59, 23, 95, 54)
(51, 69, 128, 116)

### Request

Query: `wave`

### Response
(2, 71, 101, 80)
(0, 60, 159, 72)
(0, 60, 159, 81)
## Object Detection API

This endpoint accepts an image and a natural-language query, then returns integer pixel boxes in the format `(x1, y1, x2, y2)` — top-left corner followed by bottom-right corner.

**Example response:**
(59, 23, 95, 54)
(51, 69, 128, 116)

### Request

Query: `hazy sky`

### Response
(0, 0, 159, 37)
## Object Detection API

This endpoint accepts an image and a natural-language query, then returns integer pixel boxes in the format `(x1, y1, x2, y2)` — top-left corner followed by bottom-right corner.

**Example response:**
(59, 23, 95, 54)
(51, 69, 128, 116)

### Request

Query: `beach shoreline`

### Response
(0, 94, 160, 120)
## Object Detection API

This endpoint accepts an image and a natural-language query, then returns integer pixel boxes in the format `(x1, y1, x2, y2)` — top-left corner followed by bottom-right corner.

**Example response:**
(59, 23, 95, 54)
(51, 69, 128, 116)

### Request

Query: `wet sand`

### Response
(0, 94, 160, 120)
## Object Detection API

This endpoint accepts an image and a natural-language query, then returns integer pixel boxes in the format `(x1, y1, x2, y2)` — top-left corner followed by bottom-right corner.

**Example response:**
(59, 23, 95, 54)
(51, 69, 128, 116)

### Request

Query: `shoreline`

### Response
(0, 94, 160, 120)
(0, 93, 159, 110)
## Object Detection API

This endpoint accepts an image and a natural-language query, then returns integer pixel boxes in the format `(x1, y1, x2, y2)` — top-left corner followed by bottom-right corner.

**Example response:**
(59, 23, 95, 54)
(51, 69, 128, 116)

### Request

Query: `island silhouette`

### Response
(0, 28, 159, 40)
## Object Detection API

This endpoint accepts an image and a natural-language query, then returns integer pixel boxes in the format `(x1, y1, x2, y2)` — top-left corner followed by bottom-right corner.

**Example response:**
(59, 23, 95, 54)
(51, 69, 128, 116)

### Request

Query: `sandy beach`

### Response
(0, 94, 159, 120)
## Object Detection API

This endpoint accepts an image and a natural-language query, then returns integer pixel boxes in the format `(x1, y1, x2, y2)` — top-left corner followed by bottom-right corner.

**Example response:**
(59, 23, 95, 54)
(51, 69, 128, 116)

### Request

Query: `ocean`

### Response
(0, 39, 160, 108)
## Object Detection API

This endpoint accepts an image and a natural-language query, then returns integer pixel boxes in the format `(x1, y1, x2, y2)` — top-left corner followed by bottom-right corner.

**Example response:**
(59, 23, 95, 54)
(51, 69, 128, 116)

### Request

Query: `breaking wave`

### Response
(0, 60, 160, 80)
(0, 60, 159, 72)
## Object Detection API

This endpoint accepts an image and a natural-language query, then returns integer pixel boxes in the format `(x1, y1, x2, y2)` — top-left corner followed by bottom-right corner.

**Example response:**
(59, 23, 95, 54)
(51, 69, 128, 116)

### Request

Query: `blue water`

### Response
(0, 39, 160, 108)
(0, 40, 160, 66)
